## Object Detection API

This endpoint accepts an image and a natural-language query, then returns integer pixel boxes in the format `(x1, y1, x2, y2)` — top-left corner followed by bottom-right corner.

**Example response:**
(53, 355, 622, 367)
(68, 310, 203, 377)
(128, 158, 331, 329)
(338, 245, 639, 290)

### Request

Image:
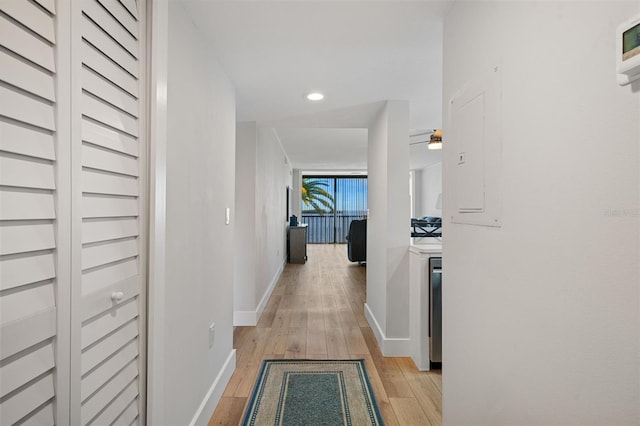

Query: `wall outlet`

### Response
(209, 323, 215, 348)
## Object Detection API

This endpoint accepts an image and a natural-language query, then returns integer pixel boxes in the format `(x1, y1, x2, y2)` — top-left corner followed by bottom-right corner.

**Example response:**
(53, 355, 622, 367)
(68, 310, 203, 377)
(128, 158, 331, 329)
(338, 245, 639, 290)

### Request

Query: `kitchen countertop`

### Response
(409, 237, 443, 254)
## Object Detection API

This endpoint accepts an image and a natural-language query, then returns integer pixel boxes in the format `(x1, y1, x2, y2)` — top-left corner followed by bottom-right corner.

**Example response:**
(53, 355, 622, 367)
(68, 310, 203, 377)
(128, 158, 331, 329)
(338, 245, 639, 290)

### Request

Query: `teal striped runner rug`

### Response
(242, 359, 385, 425)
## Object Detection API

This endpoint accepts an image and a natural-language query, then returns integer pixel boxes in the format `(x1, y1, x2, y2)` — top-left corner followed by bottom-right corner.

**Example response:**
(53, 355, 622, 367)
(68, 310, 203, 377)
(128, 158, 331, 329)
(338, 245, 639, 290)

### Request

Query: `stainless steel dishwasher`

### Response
(429, 257, 442, 368)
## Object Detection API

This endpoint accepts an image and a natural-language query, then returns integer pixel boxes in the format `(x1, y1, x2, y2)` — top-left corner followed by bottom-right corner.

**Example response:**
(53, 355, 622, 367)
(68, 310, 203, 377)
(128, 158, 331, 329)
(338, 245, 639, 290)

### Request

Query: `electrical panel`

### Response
(449, 66, 502, 227)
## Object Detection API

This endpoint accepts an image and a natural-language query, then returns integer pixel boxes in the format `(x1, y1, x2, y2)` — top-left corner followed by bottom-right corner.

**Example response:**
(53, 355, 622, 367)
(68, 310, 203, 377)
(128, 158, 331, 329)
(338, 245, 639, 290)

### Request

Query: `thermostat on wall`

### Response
(617, 13, 640, 86)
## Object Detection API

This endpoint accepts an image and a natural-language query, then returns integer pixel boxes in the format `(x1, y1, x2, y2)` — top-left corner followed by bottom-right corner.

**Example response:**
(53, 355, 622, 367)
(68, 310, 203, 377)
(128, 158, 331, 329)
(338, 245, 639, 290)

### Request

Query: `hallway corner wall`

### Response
(442, 2, 640, 424)
(254, 128, 292, 311)
(149, 3, 236, 425)
(234, 122, 258, 325)
(366, 100, 412, 355)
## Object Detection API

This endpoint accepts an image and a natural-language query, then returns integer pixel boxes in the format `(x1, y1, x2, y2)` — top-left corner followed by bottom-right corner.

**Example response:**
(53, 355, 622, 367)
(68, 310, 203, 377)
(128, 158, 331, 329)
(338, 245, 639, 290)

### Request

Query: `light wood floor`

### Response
(207, 244, 442, 425)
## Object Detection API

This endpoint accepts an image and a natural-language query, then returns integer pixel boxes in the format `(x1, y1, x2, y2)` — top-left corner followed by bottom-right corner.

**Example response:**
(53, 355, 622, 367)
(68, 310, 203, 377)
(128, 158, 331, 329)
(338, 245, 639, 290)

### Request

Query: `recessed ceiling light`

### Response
(306, 92, 324, 101)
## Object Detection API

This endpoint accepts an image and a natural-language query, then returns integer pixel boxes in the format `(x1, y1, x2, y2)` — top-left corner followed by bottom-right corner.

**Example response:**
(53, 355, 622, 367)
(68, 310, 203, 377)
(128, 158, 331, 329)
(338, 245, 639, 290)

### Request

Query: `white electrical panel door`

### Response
(453, 93, 486, 213)
(0, 2, 59, 424)
(449, 66, 502, 227)
(72, 1, 147, 425)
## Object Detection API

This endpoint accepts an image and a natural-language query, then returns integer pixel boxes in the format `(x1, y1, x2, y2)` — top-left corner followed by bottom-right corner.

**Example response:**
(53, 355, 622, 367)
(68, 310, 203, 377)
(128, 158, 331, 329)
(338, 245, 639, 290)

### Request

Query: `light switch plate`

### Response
(458, 152, 466, 165)
(209, 323, 215, 348)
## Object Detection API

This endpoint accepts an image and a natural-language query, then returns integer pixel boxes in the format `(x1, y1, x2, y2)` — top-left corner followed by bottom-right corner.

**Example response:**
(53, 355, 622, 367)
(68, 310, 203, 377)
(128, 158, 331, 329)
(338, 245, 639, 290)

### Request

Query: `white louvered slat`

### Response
(81, 321, 137, 375)
(0, 222, 55, 256)
(97, 0, 138, 39)
(130, 416, 140, 426)
(81, 300, 137, 350)
(82, 195, 138, 218)
(82, 93, 138, 137)
(0, 189, 55, 220)
(82, 119, 138, 156)
(0, 307, 56, 361)
(0, 342, 55, 398)
(0, 282, 55, 324)
(82, 258, 137, 296)
(0, 15, 55, 72)
(81, 339, 137, 401)
(32, 0, 56, 15)
(118, 0, 138, 20)
(114, 397, 138, 426)
(83, 0, 137, 58)
(82, 238, 138, 270)
(91, 382, 137, 426)
(76, 1, 145, 423)
(82, 66, 138, 117)
(0, 50, 55, 101)
(82, 41, 138, 98)
(0, 0, 148, 423)
(0, 120, 55, 160)
(82, 217, 138, 244)
(0, 153, 55, 190)
(0, 2, 58, 423)
(0, 252, 55, 291)
(81, 277, 139, 322)
(80, 361, 137, 425)
(20, 401, 55, 426)
(0, 372, 54, 426)
(83, 144, 138, 176)
(82, 169, 138, 197)
(0, 86, 55, 131)
(0, 0, 55, 43)
(81, 15, 137, 77)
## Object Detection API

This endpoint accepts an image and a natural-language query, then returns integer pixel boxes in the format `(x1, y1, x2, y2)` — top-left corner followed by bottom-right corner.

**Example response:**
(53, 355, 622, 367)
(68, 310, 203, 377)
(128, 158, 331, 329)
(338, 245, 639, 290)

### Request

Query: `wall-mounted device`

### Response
(617, 13, 640, 86)
(449, 65, 502, 227)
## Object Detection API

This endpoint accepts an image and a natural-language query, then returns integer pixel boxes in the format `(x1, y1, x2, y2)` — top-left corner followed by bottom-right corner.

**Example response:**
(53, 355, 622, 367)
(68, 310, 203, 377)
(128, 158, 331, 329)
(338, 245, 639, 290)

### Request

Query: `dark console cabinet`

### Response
(288, 225, 307, 264)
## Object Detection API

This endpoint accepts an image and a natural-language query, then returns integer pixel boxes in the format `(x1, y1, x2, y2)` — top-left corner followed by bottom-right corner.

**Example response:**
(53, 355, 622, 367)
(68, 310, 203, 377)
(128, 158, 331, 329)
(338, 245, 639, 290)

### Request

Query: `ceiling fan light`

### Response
(427, 129, 442, 150)
(427, 140, 442, 150)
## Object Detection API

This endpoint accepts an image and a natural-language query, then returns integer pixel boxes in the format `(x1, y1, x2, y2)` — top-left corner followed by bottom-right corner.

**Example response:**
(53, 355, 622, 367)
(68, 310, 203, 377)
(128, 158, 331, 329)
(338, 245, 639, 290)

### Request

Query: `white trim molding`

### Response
(146, 0, 169, 422)
(233, 259, 285, 326)
(188, 349, 236, 426)
(364, 303, 411, 357)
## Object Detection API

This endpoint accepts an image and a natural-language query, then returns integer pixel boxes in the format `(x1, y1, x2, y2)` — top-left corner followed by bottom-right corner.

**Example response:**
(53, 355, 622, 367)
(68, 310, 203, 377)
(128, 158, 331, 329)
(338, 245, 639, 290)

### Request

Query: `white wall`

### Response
(422, 162, 442, 217)
(233, 125, 291, 324)
(151, 3, 236, 424)
(366, 101, 412, 354)
(367, 106, 390, 334)
(234, 122, 257, 323)
(255, 128, 292, 305)
(416, 162, 442, 218)
(442, 2, 640, 424)
(292, 168, 302, 219)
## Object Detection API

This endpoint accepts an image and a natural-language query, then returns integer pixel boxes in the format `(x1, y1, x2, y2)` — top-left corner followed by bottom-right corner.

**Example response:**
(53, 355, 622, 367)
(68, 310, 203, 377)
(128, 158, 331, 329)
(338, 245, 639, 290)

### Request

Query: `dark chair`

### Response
(346, 219, 367, 263)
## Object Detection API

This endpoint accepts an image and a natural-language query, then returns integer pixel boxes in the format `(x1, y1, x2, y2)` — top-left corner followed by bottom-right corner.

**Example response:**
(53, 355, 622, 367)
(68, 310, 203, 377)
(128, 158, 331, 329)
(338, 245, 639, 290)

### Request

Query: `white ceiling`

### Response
(182, 0, 450, 170)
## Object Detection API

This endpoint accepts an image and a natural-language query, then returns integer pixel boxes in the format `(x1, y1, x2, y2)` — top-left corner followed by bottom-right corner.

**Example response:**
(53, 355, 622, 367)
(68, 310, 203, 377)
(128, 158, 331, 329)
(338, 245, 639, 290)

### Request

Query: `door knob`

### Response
(111, 291, 124, 302)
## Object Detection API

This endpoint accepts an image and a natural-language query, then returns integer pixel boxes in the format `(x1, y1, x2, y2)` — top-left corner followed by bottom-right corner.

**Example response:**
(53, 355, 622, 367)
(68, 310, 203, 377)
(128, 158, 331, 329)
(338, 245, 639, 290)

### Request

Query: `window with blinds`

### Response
(301, 176, 368, 244)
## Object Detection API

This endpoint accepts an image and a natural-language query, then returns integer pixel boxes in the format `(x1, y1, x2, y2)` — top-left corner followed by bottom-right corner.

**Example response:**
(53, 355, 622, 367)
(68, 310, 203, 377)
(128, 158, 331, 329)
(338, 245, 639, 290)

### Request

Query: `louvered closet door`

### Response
(71, 1, 146, 425)
(0, 0, 60, 424)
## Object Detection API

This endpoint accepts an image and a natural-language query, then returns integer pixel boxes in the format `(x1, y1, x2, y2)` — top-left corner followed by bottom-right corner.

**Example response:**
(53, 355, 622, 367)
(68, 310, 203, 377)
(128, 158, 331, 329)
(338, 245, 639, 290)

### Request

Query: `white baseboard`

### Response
(364, 303, 411, 357)
(189, 349, 236, 426)
(255, 259, 285, 321)
(233, 259, 285, 326)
